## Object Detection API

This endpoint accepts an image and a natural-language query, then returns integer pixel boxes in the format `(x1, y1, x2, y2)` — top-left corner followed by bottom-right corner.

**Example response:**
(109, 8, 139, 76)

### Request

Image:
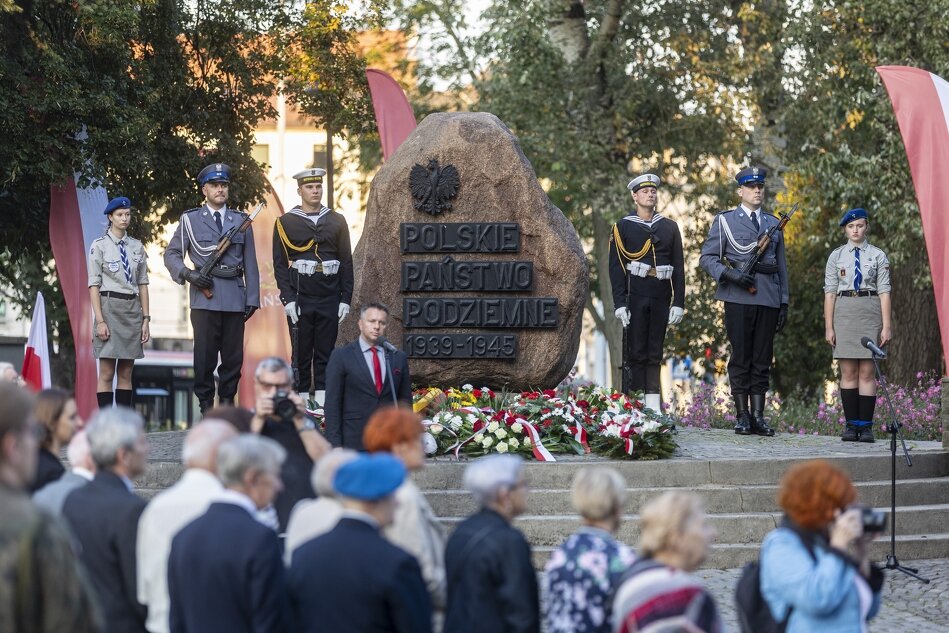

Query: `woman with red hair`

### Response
(363, 407, 446, 631)
(759, 459, 883, 632)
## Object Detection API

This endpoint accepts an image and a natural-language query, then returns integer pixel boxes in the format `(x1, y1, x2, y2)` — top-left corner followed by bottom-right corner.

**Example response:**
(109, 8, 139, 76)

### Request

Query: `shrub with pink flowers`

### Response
(678, 372, 943, 441)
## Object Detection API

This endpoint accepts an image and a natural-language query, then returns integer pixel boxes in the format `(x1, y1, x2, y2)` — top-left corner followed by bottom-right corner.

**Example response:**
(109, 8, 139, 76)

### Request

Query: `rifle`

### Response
(199, 202, 265, 299)
(725, 203, 799, 295)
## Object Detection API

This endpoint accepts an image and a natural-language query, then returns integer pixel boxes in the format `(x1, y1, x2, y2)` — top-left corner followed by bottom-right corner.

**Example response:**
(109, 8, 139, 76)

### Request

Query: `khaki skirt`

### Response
(93, 294, 145, 360)
(833, 295, 883, 359)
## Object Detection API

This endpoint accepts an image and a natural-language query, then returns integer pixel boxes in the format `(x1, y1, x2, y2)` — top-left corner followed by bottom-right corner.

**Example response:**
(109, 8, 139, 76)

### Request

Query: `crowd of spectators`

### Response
(0, 365, 886, 633)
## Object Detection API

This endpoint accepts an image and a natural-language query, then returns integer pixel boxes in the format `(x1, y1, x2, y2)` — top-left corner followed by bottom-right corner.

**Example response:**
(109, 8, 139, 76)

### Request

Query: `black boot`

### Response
(96, 391, 114, 410)
(750, 394, 775, 437)
(858, 424, 876, 443)
(733, 394, 752, 435)
(841, 424, 860, 441)
(115, 389, 133, 408)
(198, 400, 213, 417)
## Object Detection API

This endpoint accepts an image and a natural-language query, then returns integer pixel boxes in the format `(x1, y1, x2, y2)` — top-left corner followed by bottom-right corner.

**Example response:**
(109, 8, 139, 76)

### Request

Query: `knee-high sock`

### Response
(858, 394, 876, 425)
(840, 388, 859, 422)
(96, 391, 114, 409)
(115, 389, 133, 407)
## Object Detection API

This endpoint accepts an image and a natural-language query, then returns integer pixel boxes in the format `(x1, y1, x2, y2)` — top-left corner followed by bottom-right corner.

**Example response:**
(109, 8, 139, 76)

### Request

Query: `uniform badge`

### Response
(840, 268, 846, 277)
(752, 167, 759, 177)
(108, 262, 120, 273)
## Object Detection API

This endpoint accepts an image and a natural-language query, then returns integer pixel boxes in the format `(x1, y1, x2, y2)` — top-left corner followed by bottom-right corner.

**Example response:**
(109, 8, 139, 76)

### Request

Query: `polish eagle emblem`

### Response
(409, 159, 460, 216)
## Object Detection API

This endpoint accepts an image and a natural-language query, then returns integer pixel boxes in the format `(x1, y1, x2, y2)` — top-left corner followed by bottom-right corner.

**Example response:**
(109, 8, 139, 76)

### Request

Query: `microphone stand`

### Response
(870, 348, 929, 582)
(383, 348, 398, 407)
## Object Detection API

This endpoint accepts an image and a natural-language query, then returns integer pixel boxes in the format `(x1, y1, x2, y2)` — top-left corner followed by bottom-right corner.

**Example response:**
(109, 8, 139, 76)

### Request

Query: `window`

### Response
(252, 144, 270, 169)
(312, 144, 327, 171)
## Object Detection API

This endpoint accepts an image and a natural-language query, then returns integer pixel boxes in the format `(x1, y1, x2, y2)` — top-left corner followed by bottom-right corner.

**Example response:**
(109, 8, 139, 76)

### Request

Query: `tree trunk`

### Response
(888, 263, 943, 383)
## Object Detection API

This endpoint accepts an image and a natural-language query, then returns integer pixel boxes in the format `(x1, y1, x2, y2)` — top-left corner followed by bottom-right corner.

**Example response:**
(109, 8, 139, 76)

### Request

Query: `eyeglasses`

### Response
(256, 378, 292, 390)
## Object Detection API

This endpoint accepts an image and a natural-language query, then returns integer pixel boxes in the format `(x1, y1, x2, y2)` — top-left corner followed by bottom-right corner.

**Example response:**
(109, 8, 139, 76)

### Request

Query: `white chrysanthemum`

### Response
(496, 441, 509, 453)
(508, 437, 520, 448)
(482, 436, 494, 448)
(603, 424, 623, 439)
(511, 422, 523, 434)
(430, 423, 443, 435)
(473, 433, 484, 443)
(494, 428, 508, 439)
(487, 421, 500, 433)
(449, 415, 463, 430)
(523, 435, 531, 446)
(466, 414, 477, 424)
(641, 419, 661, 433)
(462, 384, 474, 392)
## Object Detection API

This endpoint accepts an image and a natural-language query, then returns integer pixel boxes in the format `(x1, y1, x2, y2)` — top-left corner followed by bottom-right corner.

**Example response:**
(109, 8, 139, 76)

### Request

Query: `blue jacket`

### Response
(760, 527, 882, 633)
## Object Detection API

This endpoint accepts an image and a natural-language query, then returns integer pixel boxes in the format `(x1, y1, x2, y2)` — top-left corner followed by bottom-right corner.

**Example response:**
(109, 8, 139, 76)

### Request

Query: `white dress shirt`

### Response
(359, 337, 387, 384)
(136, 469, 224, 633)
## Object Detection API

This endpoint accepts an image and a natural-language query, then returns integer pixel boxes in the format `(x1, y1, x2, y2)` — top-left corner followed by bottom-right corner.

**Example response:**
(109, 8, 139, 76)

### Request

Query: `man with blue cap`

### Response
(609, 173, 686, 414)
(700, 166, 788, 437)
(164, 163, 261, 415)
(288, 453, 432, 633)
(273, 166, 354, 406)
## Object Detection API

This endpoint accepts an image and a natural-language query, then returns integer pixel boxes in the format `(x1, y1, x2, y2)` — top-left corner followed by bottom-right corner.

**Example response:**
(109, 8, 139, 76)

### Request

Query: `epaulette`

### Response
(183, 207, 202, 215)
(92, 236, 106, 243)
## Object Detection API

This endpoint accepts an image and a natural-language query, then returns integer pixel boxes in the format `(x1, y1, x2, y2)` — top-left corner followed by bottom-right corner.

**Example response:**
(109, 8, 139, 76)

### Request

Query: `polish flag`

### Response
(876, 66, 949, 365)
(22, 292, 52, 392)
(365, 69, 417, 160)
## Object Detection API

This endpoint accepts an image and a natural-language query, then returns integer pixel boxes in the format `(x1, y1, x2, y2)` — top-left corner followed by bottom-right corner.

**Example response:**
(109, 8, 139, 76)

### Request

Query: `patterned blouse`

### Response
(543, 526, 636, 633)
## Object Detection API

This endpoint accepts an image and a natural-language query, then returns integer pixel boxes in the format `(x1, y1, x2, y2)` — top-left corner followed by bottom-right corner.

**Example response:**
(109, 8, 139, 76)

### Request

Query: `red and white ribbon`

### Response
(564, 425, 590, 452)
(521, 421, 556, 462)
(623, 437, 635, 456)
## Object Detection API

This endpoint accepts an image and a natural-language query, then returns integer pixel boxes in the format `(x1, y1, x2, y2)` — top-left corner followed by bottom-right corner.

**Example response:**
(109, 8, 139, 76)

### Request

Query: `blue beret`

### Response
(334, 454, 406, 501)
(839, 207, 869, 226)
(197, 163, 231, 185)
(103, 197, 131, 215)
(735, 166, 767, 186)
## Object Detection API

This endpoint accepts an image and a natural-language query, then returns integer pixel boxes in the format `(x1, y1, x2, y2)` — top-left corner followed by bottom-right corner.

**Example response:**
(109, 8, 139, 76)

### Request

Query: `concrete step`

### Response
(532, 534, 949, 570)
(413, 452, 949, 489)
(423, 478, 949, 516)
(437, 505, 949, 548)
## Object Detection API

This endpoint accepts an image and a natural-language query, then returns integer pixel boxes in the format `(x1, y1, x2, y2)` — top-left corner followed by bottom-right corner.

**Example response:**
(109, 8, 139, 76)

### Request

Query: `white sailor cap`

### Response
(293, 168, 326, 184)
(627, 173, 661, 192)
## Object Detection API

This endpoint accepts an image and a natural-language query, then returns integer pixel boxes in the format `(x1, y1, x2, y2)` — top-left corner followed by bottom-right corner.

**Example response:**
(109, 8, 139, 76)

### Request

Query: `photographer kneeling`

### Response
(251, 357, 330, 532)
(759, 459, 884, 632)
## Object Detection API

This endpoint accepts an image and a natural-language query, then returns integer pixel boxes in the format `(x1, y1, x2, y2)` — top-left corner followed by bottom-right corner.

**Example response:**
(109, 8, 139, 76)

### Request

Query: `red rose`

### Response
(577, 399, 590, 409)
(473, 389, 482, 398)
(610, 393, 621, 401)
(543, 389, 557, 399)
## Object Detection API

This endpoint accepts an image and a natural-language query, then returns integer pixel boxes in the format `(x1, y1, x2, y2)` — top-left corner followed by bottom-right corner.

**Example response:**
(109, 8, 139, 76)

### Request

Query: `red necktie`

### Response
(371, 346, 383, 394)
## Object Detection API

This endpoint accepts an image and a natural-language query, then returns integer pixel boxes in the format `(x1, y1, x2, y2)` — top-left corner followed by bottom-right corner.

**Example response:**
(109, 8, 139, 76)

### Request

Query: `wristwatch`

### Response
(143, 315, 151, 321)
(299, 418, 316, 432)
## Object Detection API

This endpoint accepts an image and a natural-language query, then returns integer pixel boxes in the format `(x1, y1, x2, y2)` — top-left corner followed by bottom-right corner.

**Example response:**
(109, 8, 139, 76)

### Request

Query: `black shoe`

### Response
(858, 425, 876, 443)
(841, 424, 859, 442)
(199, 401, 213, 416)
(750, 394, 775, 437)
(735, 412, 753, 435)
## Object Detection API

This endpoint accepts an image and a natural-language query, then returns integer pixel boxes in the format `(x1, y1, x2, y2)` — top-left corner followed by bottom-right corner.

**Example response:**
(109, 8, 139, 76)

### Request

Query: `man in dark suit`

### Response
(288, 453, 431, 633)
(167, 435, 291, 633)
(62, 407, 151, 633)
(324, 302, 412, 449)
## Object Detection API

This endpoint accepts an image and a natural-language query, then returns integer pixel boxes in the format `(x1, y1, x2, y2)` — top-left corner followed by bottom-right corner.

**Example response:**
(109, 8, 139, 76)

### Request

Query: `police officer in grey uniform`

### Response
(699, 166, 788, 436)
(273, 168, 353, 406)
(164, 163, 260, 414)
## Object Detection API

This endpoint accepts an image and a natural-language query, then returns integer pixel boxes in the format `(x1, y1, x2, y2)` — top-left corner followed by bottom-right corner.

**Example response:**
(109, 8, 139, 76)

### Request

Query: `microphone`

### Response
(861, 336, 886, 358)
(377, 337, 399, 354)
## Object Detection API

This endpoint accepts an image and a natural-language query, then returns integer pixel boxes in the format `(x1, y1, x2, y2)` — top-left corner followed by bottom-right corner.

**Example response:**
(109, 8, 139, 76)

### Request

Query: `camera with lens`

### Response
(271, 390, 298, 423)
(860, 507, 887, 533)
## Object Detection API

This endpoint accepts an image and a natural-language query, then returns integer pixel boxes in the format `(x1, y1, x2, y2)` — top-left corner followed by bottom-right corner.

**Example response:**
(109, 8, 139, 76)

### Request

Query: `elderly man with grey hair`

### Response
(136, 420, 237, 633)
(63, 406, 150, 633)
(167, 434, 292, 633)
(444, 454, 540, 633)
(284, 447, 358, 565)
(33, 430, 96, 515)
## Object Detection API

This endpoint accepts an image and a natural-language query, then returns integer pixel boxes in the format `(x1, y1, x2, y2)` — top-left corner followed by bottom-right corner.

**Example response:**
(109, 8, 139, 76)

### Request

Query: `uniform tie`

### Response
(213, 211, 223, 233)
(750, 211, 760, 233)
(118, 240, 133, 284)
(370, 346, 383, 394)
(854, 247, 862, 291)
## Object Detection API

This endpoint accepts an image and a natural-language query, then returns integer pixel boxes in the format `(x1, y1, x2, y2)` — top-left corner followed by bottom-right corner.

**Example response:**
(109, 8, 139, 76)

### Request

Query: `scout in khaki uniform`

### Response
(88, 197, 150, 409)
(609, 173, 686, 414)
(273, 167, 354, 406)
(699, 166, 788, 437)
(824, 207, 892, 442)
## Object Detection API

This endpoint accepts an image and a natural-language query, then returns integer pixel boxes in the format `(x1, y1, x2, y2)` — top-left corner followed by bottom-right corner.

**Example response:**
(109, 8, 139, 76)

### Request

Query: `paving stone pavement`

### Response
(697, 559, 949, 631)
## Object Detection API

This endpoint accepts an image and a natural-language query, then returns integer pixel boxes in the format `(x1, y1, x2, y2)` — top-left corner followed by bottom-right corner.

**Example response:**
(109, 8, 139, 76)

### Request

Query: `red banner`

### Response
(876, 66, 949, 368)
(365, 69, 417, 160)
(238, 180, 291, 407)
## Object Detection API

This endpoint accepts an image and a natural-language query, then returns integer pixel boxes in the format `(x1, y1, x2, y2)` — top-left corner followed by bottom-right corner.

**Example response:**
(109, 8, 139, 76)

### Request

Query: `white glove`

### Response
(655, 265, 674, 280)
(626, 261, 651, 278)
(322, 259, 340, 275)
(668, 306, 684, 325)
(338, 302, 350, 324)
(284, 301, 300, 325)
(614, 307, 630, 328)
(291, 260, 318, 276)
